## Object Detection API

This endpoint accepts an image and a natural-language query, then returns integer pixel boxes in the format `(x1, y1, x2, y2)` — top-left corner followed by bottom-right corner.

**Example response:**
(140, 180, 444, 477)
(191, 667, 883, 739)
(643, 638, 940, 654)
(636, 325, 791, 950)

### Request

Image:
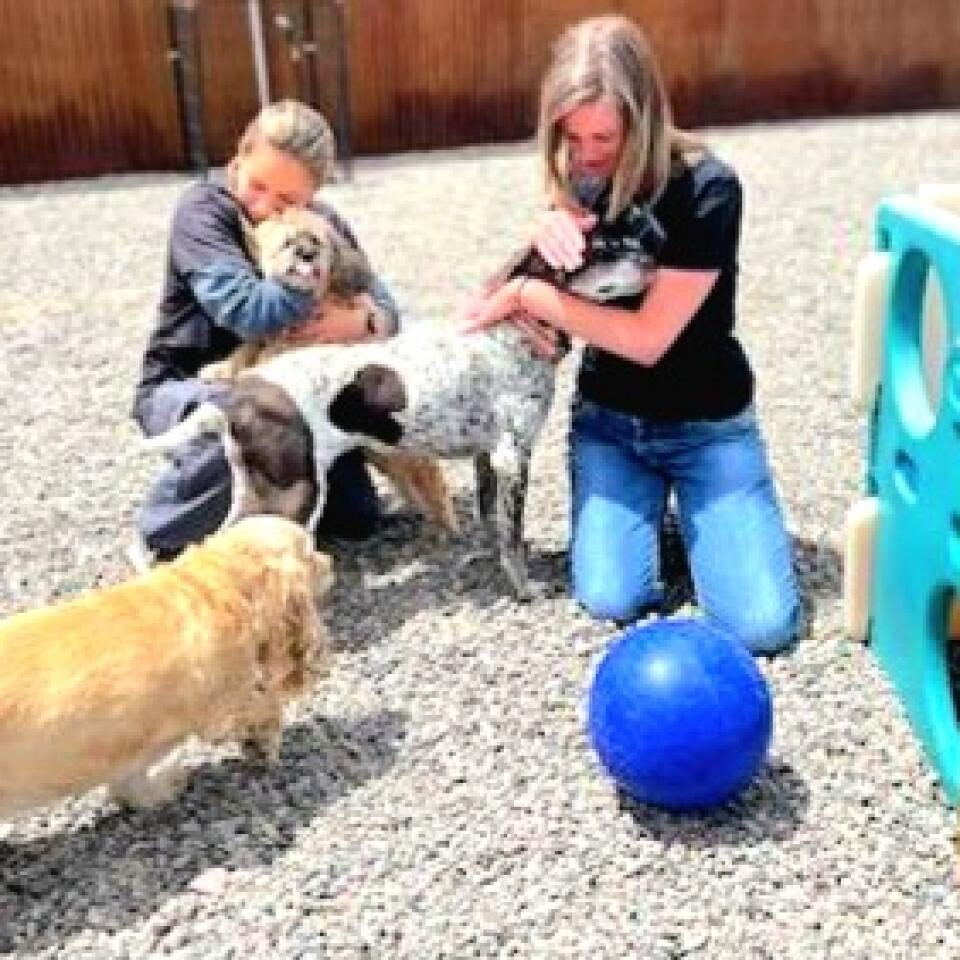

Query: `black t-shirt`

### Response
(576, 151, 754, 421)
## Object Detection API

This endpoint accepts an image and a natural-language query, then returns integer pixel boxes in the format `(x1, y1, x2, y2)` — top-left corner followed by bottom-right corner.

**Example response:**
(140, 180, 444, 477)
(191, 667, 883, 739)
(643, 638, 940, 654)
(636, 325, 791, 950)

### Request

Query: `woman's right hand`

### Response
(531, 207, 597, 271)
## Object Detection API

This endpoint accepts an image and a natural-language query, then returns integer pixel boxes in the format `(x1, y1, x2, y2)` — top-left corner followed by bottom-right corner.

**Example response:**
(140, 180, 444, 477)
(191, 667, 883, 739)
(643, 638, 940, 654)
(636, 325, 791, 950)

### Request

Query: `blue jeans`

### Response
(569, 398, 801, 656)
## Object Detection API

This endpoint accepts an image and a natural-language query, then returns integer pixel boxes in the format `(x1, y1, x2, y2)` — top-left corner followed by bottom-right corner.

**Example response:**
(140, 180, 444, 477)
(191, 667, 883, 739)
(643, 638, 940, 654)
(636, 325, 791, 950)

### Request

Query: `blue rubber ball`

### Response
(587, 617, 772, 811)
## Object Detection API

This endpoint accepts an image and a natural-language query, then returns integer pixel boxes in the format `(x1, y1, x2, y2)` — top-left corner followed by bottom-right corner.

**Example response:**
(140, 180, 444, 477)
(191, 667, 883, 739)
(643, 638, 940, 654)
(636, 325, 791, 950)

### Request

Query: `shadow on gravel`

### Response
(323, 516, 843, 657)
(792, 535, 842, 639)
(615, 757, 810, 847)
(324, 514, 574, 652)
(0, 709, 406, 954)
(793, 535, 841, 601)
(324, 507, 724, 654)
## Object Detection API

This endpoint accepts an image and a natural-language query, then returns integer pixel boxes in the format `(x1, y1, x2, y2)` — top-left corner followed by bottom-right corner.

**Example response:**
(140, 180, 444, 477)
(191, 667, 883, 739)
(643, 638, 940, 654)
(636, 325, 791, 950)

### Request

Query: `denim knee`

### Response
(725, 598, 803, 658)
(573, 570, 660, 625)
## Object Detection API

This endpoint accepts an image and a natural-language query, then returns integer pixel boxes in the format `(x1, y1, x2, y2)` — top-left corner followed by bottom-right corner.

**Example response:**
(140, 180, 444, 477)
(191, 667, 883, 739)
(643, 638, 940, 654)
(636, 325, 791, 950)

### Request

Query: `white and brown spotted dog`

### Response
(0, 516, 333, 816)
(146, 282, 654, 599)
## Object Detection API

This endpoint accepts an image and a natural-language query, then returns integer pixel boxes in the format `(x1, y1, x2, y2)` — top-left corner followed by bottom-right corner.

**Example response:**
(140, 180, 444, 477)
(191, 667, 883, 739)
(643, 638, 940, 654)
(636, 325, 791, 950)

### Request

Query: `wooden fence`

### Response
(2, 0, 959, 184)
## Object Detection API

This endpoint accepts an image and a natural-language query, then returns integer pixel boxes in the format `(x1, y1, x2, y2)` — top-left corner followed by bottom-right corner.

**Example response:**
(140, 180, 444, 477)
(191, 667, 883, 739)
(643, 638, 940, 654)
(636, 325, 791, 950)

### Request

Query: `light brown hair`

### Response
(538, 15, 703, 219)
(237, 99, 336, 186)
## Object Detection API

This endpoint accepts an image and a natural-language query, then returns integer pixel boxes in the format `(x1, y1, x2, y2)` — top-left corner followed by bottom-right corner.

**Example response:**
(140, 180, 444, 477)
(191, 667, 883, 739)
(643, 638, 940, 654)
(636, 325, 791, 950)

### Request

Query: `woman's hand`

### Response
(458, 276, 526, 333)
(531, 207, 597, 271)
(459, 277, 567, 363)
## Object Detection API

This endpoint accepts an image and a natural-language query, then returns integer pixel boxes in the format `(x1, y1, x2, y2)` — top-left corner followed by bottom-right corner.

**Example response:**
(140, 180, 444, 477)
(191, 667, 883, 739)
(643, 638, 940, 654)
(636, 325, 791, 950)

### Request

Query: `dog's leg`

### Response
(304, 470, 329, 535)
(198, 358, 236, 382)
(490, 437, 531, 599)
(239, 715, 283, 765)
(198, 341, 264, 381)
(138, 400, 247, 535)
(219, 428, 252, 530)
(108, 753, 191, 810)
(473, 451, 497, 534)
(458, 450, 510, 584)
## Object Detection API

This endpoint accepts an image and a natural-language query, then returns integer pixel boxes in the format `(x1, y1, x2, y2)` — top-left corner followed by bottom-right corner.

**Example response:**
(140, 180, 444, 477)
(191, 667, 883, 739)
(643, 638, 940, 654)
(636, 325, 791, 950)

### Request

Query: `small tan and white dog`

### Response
(0, 515, 334, 817)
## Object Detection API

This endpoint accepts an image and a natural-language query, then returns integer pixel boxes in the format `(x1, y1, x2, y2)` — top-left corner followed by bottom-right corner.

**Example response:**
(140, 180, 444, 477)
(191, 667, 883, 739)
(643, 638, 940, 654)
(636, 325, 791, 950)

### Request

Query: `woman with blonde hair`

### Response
(465, 15, 800, 655)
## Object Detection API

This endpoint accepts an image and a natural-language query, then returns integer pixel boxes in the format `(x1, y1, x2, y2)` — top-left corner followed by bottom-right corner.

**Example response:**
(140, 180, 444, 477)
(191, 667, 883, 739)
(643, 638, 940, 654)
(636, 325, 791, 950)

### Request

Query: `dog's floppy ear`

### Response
(355, 363, 407, 413)
(224, 379, 317, 523)
(328, 363, 406, 445)
(255, 564, 325, 697)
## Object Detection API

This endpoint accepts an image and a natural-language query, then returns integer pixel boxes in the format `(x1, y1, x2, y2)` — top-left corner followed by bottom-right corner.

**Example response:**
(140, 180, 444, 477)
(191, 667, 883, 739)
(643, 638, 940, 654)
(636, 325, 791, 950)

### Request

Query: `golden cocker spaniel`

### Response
(0, 515, 334, 816)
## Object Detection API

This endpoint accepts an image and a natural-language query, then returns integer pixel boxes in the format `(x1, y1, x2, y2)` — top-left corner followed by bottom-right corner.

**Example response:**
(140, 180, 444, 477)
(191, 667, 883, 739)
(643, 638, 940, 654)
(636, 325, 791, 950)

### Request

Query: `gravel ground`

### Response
(1, 110, 959, 958)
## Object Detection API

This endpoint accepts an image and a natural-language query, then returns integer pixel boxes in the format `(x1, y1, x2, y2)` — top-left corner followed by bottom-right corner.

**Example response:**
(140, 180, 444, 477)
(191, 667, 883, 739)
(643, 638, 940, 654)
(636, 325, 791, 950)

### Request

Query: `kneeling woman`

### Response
(464, 15, 801, 656)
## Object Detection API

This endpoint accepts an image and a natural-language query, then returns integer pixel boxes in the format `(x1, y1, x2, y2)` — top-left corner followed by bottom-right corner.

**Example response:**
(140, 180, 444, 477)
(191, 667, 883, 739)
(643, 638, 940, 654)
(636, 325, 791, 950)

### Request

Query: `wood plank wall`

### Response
(346, 0, 960, 152)
(1, 0, 959, 184)
(0, 0, 184, 182)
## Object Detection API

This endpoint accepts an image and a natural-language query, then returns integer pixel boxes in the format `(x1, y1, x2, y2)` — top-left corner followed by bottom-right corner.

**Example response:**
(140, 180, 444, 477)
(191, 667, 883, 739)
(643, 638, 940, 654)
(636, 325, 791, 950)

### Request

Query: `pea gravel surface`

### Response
(1, 110, 959, 958)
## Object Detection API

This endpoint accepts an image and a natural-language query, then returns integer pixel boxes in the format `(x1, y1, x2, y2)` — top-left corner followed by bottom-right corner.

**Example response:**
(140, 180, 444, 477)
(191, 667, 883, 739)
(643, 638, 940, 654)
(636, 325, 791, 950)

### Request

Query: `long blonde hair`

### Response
(236, 99, 336, 186)
(538, 16, 702, 219)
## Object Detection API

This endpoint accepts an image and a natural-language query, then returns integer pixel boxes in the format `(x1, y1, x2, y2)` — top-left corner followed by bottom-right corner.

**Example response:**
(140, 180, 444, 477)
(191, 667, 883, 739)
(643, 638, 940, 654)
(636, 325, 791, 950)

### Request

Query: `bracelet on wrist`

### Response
(516, 277, 529, 311)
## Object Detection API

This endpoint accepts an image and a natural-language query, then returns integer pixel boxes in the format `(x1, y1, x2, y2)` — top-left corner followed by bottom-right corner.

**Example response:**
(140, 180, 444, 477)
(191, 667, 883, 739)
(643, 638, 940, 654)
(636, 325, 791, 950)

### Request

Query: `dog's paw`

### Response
(239, 722, 282, 766)
(514, 578, 555, 603)
(108, 762, 190, 810)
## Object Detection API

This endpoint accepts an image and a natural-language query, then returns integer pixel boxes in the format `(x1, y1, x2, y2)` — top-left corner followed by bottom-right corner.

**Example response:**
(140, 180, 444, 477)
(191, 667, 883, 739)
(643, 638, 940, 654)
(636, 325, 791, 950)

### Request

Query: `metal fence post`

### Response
(167, 0, 208, 177)
(276, 0, 354, 180)
(328, 0, 353, 179)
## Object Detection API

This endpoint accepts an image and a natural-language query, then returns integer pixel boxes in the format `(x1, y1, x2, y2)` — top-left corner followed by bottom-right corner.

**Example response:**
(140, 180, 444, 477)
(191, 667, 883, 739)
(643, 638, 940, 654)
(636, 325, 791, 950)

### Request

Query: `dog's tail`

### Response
(139, 402, 229, 457)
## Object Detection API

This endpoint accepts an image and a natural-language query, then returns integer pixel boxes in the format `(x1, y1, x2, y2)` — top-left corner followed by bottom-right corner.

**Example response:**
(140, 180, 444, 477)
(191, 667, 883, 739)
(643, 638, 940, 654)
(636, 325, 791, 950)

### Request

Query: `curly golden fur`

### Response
(0, 516, 334, 816)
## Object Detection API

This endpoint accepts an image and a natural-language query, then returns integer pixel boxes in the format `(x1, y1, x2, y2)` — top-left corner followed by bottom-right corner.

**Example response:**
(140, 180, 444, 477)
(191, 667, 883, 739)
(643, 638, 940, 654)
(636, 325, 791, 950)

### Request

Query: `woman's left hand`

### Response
(458, 277, 526, 333)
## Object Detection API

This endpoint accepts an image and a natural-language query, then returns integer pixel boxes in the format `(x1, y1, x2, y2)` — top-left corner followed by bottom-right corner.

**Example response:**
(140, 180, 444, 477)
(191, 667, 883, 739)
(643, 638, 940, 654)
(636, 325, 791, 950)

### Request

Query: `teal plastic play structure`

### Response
(863, 195, 960, 802)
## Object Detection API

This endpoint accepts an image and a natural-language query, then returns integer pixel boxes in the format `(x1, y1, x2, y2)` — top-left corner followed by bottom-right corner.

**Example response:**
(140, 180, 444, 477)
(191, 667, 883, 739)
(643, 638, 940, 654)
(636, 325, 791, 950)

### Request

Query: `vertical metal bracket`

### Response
(167, 0, 208, 177)
(328, 0, 353, 179)
(278, 0, 353, 180)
